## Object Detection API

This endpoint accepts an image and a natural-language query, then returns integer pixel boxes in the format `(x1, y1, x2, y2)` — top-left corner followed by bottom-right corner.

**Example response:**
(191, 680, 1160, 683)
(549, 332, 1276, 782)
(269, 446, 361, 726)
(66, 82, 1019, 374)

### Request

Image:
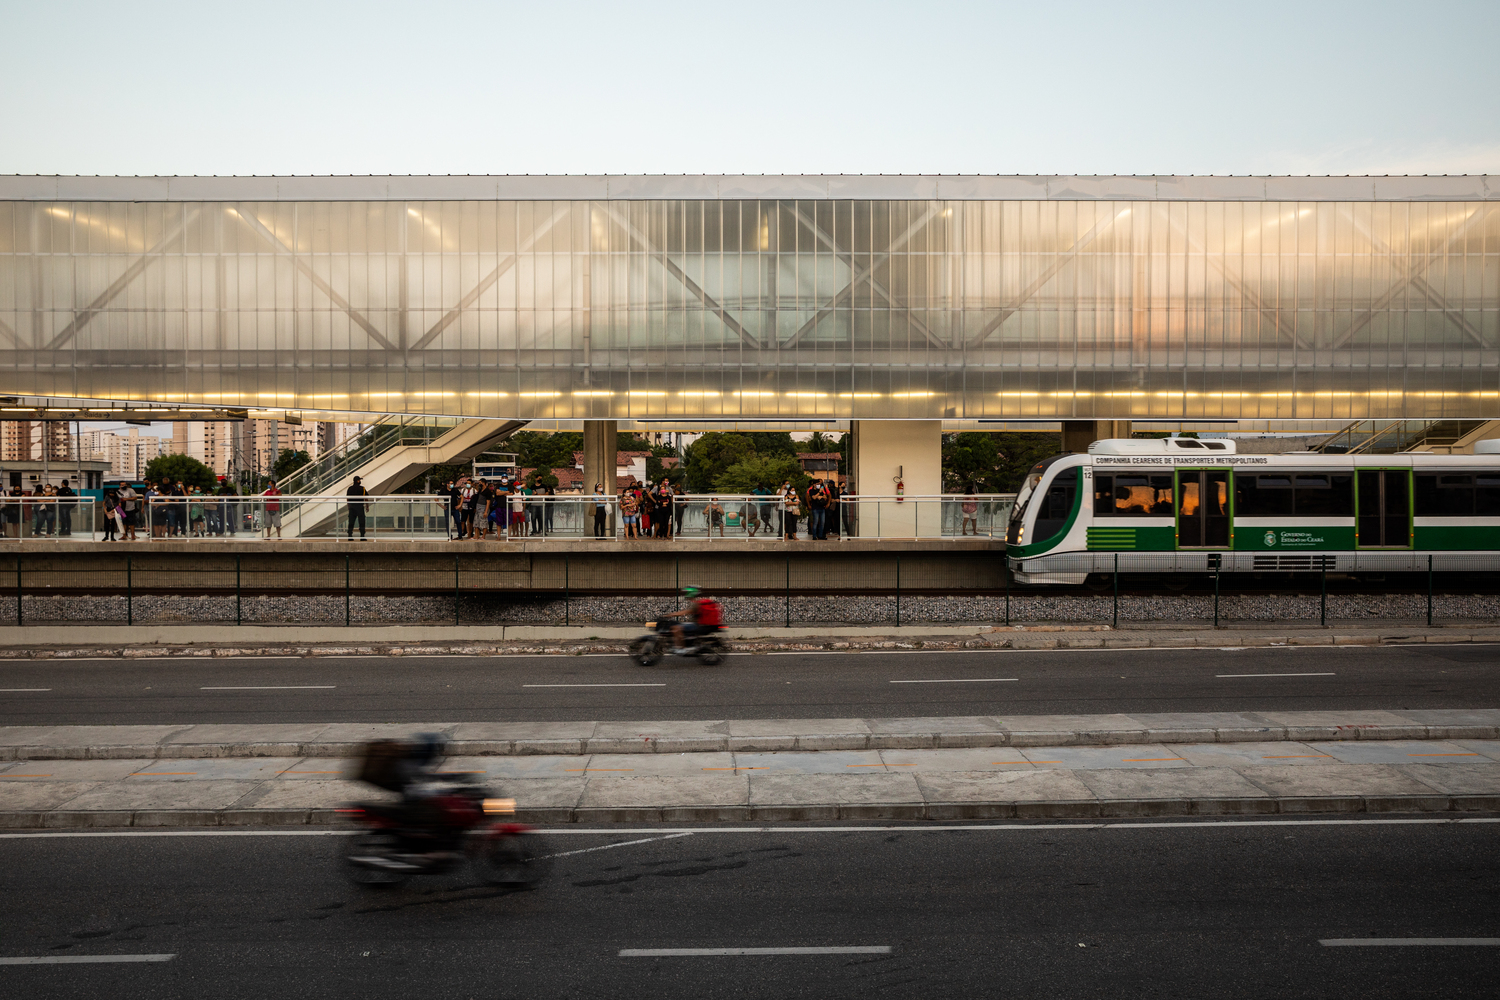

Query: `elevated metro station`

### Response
(0, 174, 1497, 503)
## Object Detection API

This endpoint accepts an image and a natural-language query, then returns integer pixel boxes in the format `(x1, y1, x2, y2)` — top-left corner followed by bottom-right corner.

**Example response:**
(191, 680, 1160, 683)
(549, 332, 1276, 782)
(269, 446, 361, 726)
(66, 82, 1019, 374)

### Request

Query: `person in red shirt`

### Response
(663, 586, 722, 650)
(262, 479, 283, 539)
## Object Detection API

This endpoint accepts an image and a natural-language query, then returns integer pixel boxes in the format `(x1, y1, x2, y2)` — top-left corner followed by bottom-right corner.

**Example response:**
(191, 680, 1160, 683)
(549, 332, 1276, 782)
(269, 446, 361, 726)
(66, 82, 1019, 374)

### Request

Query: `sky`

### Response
(2, 0, 1497, 177)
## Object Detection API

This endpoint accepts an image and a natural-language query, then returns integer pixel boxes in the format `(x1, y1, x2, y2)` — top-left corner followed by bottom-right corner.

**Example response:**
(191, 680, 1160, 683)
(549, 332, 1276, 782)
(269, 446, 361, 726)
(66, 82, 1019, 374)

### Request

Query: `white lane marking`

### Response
(1320, 938, 1500, 947)
(534, 832, 692, 861)
(0, 688, 50, 692)
(1216, 672, 1335, 678)
(889, 678, 1017, 684)
(523, 683, 666, 688)
(0, 954, 175, 964)
(5, 817, 1496, 840)
(621, 947, 891, 957)
(199, 685, 336, 690)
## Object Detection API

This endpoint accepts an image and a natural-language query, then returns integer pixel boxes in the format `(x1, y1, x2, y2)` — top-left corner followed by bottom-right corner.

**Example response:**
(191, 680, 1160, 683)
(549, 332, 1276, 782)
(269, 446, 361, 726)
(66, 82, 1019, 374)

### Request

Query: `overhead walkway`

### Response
(1312, 419, 1500, 455)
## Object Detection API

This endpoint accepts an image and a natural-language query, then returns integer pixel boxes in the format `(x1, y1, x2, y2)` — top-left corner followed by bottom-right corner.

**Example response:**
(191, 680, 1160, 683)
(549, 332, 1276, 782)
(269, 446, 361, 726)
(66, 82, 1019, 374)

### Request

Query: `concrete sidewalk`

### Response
(5, 710, 1499, 762)
(5, 738, 1498, 827)
(0, 623, 1498, 658)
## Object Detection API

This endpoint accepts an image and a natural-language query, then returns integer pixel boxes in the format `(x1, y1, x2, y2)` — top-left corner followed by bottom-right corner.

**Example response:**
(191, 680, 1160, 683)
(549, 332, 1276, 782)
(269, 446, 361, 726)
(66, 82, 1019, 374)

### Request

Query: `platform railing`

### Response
(1, 493, 1015, 543)
(667, 493, 1015, 540)
(0, 498, 97, 541)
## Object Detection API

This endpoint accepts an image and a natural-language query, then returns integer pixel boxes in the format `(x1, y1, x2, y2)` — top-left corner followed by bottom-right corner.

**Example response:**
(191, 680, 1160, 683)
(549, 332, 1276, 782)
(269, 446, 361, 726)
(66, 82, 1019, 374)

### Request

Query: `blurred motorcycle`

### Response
(629, 619, 726, 666)
(339, 740, 549, 887)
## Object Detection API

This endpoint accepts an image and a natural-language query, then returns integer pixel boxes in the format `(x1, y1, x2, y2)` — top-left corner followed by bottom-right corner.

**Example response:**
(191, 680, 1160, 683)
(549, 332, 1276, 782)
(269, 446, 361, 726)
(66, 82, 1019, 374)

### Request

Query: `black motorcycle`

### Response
(629, 620, 726, 666)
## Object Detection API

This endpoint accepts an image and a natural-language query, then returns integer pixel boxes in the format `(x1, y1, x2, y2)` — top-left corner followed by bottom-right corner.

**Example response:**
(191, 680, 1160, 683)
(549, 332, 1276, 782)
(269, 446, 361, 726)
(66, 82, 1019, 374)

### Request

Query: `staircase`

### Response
(1312, 419, 1498, 455)
(276, 416, 528, 537)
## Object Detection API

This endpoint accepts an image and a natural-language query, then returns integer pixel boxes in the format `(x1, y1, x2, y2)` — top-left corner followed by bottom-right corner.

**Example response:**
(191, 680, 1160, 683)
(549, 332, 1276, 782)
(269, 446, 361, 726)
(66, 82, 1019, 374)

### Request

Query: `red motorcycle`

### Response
(339, 741, 549, 887)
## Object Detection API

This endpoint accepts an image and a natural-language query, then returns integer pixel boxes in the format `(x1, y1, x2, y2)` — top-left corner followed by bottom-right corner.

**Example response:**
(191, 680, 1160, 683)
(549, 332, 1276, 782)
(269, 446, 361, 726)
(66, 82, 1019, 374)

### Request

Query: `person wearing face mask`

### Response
(592, 482, 609, 538)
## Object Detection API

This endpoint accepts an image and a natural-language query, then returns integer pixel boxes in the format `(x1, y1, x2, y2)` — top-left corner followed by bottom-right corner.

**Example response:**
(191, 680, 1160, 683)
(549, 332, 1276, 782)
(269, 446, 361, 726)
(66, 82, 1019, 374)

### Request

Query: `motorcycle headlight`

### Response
(483, 798, 516, 816)
(646, 621, 656, 628)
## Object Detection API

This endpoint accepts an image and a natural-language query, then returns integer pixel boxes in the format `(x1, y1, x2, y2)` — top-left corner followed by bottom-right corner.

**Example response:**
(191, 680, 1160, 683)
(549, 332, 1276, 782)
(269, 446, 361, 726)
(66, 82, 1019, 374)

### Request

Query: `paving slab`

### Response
(1235, 764, 1441, 799)
(230, 779, 376, 810)
(881, 748, 1031, 771)
(1020, 745, 1191, 770)
(573, 773, 750, 815)
(0, 780, 99, 811)
(1454, 740, 1500, 762)
(59, 778, 259, 812)
(1395, 763, 1500, 797)
(1308, 740, 1481, 766)
(733, 750, 883, 774)
(1074, 766, 1269, 802)
(0, 759, 144, 780)
(1169, 742, 1339, 768)
(913, 769, 1098, 814)
(748, 772, 924, 812)
(162, 724, 335, 746)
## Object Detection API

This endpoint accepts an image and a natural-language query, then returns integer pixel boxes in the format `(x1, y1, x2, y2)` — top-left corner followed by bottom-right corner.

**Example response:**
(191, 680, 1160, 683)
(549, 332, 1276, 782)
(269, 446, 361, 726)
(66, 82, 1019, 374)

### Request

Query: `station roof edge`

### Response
(0, 174, 1494, 202)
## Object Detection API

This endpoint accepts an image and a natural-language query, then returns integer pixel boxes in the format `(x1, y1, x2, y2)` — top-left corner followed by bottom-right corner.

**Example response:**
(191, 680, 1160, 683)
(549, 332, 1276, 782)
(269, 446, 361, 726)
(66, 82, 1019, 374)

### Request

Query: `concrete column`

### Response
(848, 420, 942, 537)
(1062, 420, 1132, 454)
(582, 417, 617, 494)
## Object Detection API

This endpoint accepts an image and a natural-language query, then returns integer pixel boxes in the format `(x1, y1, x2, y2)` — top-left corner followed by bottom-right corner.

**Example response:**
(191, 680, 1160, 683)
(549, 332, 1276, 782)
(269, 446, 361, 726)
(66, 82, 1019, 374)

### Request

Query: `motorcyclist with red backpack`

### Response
(662, 586, 722, 651)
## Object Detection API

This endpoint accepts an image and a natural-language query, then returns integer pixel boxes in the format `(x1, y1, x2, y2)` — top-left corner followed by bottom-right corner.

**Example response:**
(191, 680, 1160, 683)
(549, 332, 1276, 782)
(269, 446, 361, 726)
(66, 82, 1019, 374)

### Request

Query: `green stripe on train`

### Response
(1086, 525, 1175, 551)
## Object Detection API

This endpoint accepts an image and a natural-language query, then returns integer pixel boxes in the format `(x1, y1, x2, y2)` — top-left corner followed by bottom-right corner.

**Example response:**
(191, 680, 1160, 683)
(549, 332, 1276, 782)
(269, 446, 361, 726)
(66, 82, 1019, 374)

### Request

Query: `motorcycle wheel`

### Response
(473, 832, 550, 886)
(343, 830, 412, 887)
(697, 637, 725, 666)
(629, 636, 662, 666)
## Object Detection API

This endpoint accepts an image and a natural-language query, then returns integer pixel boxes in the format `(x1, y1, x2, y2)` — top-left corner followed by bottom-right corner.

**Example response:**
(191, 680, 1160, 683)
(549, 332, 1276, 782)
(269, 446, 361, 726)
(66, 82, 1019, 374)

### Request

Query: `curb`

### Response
(6, 722, 1498, 761)
(5, 795, 1499, 829)
(2, 631, 1499, 660)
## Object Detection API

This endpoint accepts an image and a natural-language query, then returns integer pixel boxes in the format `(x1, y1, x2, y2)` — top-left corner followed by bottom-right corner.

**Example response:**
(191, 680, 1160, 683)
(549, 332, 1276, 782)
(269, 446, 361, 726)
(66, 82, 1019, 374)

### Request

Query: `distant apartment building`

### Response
(1, 421, 73, 462)
(77, 427, 168, 480)
(167, 419, 351, 479)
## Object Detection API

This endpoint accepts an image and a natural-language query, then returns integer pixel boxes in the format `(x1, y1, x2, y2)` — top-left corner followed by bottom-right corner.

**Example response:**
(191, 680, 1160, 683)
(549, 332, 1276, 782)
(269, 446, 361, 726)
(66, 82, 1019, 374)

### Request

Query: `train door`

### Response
(1176, 469, 1231, 548)
(1356, 469, 1411, 548)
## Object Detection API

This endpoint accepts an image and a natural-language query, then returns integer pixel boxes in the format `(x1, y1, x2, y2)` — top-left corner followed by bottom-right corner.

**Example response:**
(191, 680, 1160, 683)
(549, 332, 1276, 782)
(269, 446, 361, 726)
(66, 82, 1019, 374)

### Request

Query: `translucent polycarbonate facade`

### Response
(0, 178, 1497, 421)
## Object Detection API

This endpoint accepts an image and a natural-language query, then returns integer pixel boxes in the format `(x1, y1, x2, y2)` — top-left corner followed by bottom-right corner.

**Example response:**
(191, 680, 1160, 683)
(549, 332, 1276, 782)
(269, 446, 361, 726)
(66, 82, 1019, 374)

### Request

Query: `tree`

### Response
(684, 432, 757, 493)
(144, 453, 217, 491)
(713, 454, 808, 495)
(527, 467, 560, 490)
(272, 448, 311, 482)
(804, 430, 840, 454)
(942, 432, 1003, 492)
(509, 431, 581, 470)
(743, 431, 797, 458)
(645, 456, 686, 488)
(992, 433, 1062, 492)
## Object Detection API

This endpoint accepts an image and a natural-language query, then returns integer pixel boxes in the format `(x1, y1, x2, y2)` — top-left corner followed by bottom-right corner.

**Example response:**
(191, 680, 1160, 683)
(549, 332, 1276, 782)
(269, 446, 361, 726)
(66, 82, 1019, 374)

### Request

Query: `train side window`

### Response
(1294, 474, 1354, 517)
(1415, 474, 1439, 515)
(1237, 474, 1293, 518)
(1094, 475, 1114, 514)
(1438, 474, 1474, 517)
(1149, 475, 1174, 514)
(1476, 475, 1500, 516)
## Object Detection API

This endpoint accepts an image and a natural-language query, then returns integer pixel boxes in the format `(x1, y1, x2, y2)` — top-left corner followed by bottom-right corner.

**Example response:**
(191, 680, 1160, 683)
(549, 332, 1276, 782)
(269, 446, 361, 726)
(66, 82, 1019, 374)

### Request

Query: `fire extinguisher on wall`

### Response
(894, 469, 905, 503)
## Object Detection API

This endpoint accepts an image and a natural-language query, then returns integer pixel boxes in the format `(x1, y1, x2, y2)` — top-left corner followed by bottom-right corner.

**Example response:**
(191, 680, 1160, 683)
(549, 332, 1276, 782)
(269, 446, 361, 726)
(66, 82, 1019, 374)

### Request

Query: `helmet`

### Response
(682, 586, 701, 599)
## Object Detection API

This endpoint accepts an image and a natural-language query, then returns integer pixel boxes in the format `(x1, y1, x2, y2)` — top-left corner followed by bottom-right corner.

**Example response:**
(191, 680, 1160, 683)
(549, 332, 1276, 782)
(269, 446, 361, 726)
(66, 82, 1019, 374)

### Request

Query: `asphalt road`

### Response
(0, 820, 1495, 999)
(1, 643, 1498, 725)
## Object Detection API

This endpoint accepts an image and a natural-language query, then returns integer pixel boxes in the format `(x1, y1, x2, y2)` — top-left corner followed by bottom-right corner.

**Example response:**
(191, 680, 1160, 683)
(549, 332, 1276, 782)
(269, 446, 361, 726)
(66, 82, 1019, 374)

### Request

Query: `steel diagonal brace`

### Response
(43, 209, 197, 352)
(228, 206, 399, 353)
(408, 205, 570, 352)
(598, 203, 762, 350)
(966, 207, 1129, 349)
(780, 204, 945, 350)
(1337, 206, 1487, 350)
